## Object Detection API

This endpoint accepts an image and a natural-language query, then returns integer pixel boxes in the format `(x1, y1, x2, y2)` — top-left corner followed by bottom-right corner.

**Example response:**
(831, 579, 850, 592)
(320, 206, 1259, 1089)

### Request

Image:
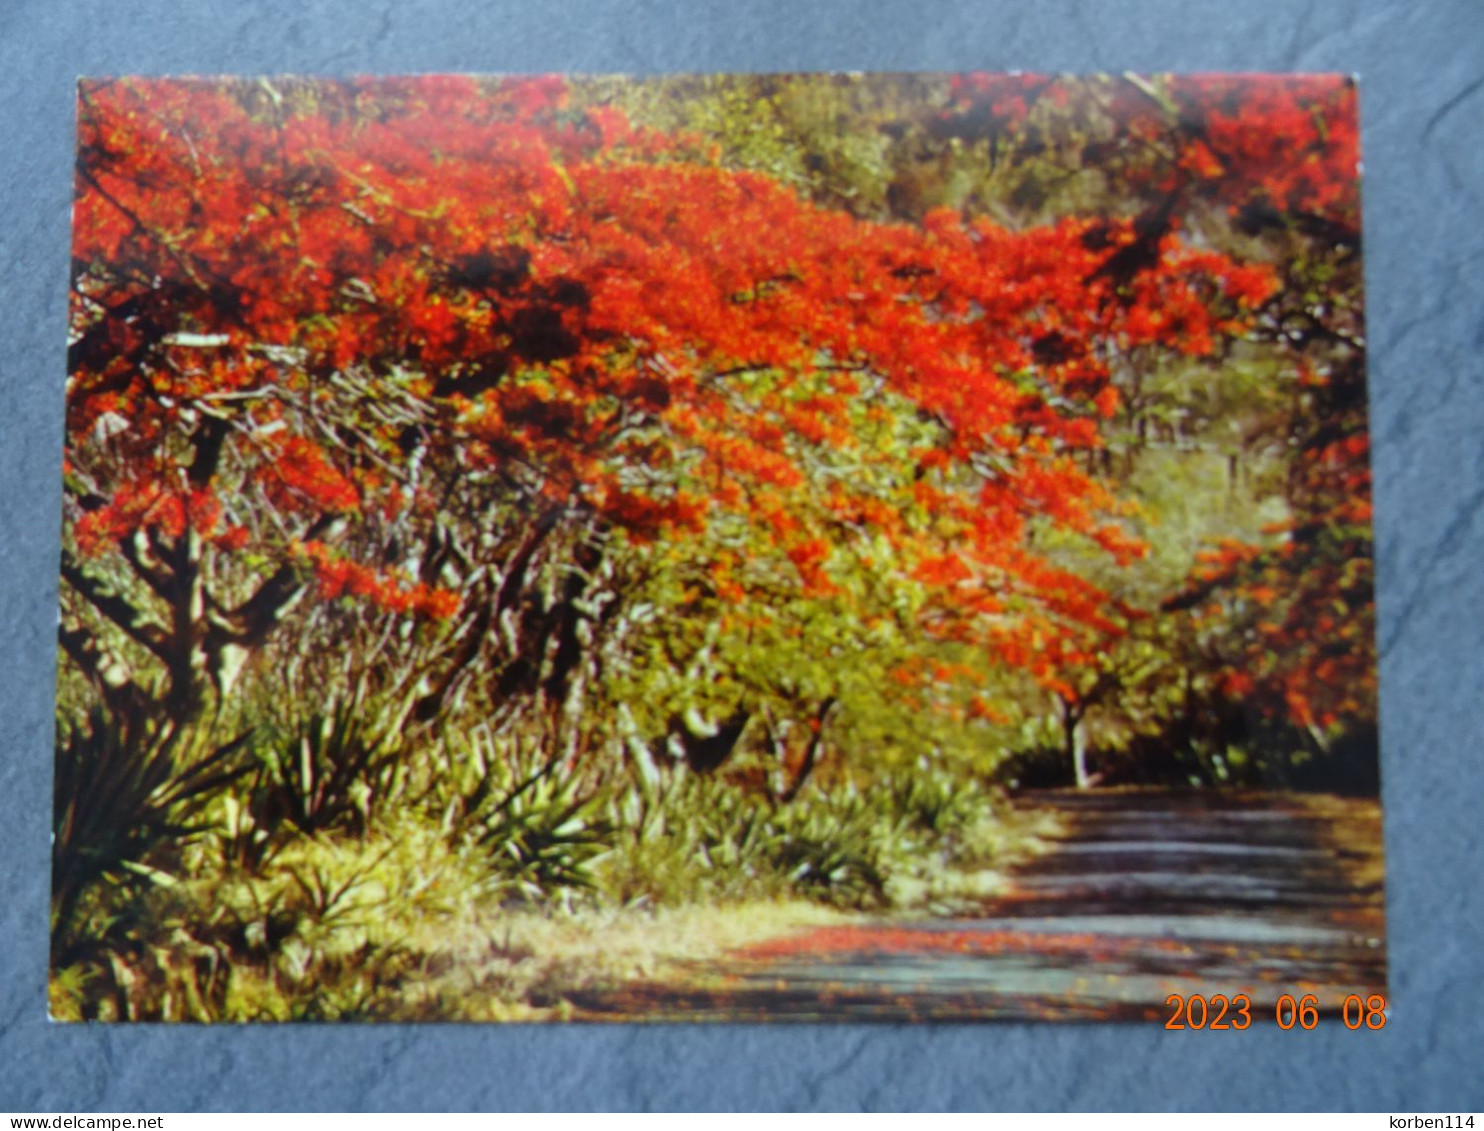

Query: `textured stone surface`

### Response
(1, 0, 1480, 1111)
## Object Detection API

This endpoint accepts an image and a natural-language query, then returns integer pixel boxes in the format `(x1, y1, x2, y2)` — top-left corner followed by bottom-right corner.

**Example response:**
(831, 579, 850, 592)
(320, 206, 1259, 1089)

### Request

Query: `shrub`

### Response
(444, 730, 614, 901)
(52, 702, 253, 953)
(250, 692, 410, 838)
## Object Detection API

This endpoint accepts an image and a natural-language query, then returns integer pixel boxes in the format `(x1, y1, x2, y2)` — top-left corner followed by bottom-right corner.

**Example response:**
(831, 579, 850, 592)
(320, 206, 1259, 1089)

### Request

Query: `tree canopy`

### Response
(52, 71, 1379, 1022)
(62, 73, 1371, 794)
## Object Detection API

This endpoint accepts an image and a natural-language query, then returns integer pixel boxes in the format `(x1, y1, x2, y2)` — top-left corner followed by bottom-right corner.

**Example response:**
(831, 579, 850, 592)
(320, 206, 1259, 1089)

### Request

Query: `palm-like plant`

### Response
(52, 701, 253, 951)
(254, 695, 406, 836)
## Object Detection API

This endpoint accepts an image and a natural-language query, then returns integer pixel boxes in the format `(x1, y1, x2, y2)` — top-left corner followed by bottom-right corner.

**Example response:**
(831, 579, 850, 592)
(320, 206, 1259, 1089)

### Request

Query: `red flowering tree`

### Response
(63, 76, 1279, 778)
(913, 73, 1369, 778)
(1134, 77, 1373, 755)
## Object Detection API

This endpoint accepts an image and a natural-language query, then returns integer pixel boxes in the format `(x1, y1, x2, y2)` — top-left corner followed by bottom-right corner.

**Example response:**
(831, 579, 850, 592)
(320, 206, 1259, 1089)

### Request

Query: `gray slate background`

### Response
(1, 0, 1481, 1112)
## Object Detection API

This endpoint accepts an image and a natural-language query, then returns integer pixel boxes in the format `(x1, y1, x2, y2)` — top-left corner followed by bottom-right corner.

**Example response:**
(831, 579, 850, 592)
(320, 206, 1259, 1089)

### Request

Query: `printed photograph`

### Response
(53, 73, 1383, 1022)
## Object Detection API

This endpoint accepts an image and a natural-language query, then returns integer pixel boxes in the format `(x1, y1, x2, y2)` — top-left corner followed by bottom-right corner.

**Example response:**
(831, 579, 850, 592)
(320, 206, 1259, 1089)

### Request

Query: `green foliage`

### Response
(468, 756, 614, 902)
(52, 814, 488, 1022)
(766, 787, 897, 908)
(52, 701, 253, 947)
(252, 692, 409, 836)
(598, 773, 787, 906)
(886, 770, 987, 846)
(597, 764, 997, 912)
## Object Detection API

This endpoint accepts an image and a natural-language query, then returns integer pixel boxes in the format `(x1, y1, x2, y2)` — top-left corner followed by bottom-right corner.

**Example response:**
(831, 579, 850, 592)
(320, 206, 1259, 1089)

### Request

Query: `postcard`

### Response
(53, 73, 1383, 1023)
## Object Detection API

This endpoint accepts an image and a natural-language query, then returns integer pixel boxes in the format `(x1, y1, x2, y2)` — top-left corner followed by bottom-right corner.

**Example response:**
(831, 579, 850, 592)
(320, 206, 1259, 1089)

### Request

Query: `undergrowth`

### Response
(50, 702, 1038, 1022)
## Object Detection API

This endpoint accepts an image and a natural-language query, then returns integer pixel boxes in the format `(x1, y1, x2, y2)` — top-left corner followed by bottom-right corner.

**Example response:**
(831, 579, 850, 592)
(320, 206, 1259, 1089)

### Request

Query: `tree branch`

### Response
(119, 531, 175, 602)
(59, 551, 170, 658)
(58, 622, 139, 697)
(220, 514, 348, 647)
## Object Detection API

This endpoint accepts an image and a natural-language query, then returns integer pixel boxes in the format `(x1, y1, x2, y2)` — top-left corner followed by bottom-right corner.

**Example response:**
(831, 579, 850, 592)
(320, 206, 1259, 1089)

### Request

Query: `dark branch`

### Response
(60, 551, 170, 658)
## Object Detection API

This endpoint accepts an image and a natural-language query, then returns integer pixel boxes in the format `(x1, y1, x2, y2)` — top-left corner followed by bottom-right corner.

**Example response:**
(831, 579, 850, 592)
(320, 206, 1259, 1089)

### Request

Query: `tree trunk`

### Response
(1061, 699, 1093, 790)
(779, 697, 838, 803)
(1072, 723, 1093, 790)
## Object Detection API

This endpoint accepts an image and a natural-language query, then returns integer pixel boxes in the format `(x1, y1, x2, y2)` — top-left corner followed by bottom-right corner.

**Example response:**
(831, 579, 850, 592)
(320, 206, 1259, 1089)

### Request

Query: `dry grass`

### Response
(413, 899, 856, 1019)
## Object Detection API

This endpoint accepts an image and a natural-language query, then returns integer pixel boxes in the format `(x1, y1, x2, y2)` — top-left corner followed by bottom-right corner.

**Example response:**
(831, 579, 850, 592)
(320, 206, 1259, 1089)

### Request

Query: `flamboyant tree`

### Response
(1125, 76, 1372, 750)
(62, 75, 1278, 776)
(915, 73, 1370, 773)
